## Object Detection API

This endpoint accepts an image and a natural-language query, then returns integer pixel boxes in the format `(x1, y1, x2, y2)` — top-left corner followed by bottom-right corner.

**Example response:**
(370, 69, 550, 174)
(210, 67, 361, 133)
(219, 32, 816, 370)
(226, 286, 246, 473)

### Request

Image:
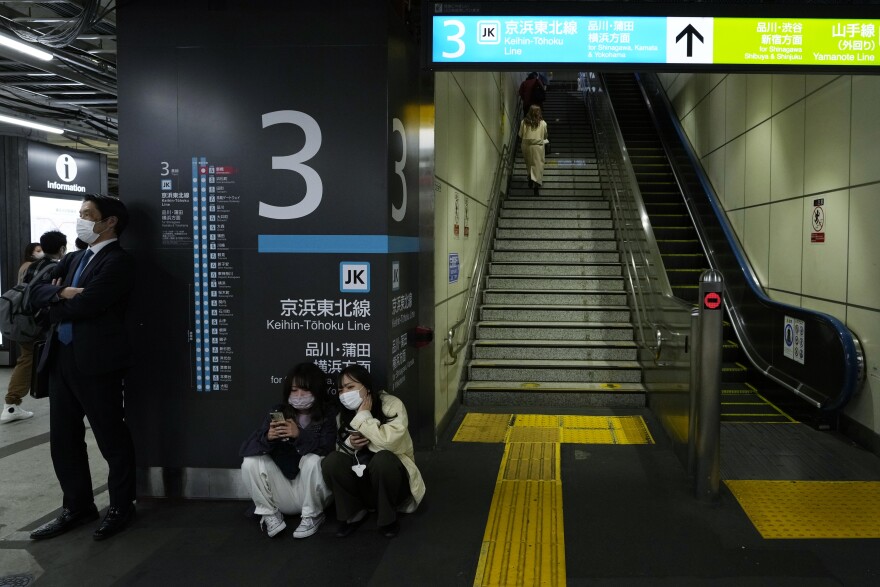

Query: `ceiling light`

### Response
(0, 33, 54, 61)
(0, 114, 64, 134)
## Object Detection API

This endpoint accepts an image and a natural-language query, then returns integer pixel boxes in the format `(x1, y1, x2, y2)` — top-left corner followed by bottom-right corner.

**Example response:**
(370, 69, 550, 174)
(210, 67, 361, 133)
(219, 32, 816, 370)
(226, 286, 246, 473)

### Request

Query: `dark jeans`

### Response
(321, 450, 409, 526)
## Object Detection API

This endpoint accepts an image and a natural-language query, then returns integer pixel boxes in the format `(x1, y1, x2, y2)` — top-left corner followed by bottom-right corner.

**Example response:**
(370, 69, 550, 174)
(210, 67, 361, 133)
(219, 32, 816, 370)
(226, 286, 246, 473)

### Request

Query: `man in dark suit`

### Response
(29, 194, 137, 542)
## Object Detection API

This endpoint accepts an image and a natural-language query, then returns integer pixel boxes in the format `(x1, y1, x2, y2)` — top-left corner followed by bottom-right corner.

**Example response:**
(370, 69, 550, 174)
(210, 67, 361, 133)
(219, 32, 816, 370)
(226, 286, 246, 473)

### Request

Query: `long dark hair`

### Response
(524, 105, 543, 129)
(336, 365, 394, 431)
(22, 243, 40, 263)
(281, 362, 331, 421)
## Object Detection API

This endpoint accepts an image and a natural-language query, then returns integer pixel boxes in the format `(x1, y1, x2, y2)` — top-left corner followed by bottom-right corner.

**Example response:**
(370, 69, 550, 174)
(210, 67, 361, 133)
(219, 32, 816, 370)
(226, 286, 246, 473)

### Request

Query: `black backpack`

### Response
(0, 261, 57, 343)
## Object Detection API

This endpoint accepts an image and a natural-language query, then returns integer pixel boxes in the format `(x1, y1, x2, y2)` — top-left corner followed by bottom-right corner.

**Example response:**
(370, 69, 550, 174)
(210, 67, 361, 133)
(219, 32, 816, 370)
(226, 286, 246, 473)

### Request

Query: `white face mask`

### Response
(288, 393, 314, 410)
(33, 252, 45, 259)
(76, 217, 106, 245)
(339, 389, 364, 411)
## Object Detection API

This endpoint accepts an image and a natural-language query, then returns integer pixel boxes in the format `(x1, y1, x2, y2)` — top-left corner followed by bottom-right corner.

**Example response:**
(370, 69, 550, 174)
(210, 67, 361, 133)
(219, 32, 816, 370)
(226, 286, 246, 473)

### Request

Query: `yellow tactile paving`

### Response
(503, 442, 558, 481)
(726, 480, 880, 539)
(508, 426, 561, 443)
(475, 442, 565, 587)
(453, 413, 512, 443)
(560, 428, 615, 444)
(461, 413, 656, 586)
(455, 414, 655, 446)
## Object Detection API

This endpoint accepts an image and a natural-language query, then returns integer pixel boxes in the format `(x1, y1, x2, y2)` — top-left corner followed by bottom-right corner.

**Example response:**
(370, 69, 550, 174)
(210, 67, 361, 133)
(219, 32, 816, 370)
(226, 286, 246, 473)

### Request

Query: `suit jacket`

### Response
(30, 242, 135, 375)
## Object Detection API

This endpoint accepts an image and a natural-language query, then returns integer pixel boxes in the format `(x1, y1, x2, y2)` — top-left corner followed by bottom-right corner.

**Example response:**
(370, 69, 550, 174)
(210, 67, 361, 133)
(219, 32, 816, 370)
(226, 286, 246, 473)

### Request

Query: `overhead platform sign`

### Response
(430, 13, 880, 70)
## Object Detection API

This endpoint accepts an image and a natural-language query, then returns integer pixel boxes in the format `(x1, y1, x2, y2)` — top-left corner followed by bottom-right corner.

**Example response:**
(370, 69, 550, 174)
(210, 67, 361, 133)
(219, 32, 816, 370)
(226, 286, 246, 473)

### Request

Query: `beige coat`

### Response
(519, 119, 548, 184)
(348, 392, 426, 512)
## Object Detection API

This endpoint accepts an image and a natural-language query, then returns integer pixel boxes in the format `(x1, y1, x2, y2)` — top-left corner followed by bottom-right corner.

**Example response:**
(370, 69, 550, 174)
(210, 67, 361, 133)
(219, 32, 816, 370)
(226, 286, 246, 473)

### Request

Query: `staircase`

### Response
(602, 73, 795, 424)
(462, 85, 646, 407)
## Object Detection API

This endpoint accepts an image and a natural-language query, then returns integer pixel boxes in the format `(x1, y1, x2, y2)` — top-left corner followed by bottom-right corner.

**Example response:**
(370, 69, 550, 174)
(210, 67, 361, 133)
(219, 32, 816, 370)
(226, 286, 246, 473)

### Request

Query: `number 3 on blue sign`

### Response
(259, 110, 323, 220)
(443, 20, 466, 58)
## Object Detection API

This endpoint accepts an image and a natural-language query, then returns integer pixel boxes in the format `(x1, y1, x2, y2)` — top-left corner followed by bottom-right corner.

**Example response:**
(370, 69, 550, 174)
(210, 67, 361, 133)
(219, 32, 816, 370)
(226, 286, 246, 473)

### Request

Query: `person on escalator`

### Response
(518, 104, 549, 195)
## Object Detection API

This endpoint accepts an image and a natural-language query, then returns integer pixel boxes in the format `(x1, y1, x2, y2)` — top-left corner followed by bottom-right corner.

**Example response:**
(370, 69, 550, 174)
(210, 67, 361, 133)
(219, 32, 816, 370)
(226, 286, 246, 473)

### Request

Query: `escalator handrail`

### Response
(636, 72, 864, 410)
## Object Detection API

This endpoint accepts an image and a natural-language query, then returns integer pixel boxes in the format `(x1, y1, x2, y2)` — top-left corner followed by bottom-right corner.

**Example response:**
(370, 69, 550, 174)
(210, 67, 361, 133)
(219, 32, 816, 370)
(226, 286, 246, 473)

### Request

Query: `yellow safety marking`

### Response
(726, 480, 880, 539)
(600, 383, 621, 389)
(475, 442, 565, 587)
(460, 414, 654, 585)
(453, 413, 512, 443)
(521, 382, 541, 389)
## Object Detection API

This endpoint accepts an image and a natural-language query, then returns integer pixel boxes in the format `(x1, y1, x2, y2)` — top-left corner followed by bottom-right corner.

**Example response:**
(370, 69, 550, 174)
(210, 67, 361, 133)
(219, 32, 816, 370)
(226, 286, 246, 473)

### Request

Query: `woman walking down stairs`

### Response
(463, 84, 646, 408)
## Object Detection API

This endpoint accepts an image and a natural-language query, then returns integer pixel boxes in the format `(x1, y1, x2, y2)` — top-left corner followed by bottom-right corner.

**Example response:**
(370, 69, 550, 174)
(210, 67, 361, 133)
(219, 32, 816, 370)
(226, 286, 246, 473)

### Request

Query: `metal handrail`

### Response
(637, 72, 864, 409)
(581, 74, 691, 364)
(444, 122, 519, 366)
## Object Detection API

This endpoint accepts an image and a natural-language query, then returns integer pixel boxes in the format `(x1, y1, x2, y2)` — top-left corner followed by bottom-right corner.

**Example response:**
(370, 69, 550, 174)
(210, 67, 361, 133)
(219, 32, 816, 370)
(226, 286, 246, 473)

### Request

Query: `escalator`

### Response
(601, 72, 860, 427)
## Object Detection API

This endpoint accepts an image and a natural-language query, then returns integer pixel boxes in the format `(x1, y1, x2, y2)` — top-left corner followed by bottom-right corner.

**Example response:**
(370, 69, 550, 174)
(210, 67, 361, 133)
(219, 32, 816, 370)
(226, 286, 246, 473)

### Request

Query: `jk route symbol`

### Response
(341, 262, 370, 293)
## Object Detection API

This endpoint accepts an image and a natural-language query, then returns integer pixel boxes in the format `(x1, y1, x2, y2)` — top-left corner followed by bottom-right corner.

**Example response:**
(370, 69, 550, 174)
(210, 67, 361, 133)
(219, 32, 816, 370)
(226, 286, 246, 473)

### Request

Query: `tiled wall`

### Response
(433, 72, 522, 428)
(658, 72, 880, 436)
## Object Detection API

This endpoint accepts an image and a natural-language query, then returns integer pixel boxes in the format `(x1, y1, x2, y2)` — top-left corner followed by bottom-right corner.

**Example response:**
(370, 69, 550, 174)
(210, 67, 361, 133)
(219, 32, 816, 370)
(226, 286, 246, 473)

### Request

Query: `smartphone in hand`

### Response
(270, 411, 285, 422)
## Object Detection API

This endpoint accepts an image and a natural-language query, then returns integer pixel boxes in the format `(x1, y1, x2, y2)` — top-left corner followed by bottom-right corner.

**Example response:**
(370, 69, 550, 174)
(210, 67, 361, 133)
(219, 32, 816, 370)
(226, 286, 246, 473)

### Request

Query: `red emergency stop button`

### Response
(703, 291, 722, 310)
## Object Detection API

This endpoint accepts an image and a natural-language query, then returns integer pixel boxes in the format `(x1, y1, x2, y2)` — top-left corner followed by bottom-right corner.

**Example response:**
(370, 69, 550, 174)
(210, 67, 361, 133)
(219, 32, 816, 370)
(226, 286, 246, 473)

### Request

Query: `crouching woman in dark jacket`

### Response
(240, 362, 336, 539)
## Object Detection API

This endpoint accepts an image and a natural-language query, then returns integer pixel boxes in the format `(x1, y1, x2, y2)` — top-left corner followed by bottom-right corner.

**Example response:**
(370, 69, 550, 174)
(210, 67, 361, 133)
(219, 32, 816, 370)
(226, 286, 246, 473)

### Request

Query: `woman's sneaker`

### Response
(1, 404, 34, 423)
(260, 510, 286, 538)
(293, 513, 325, 539)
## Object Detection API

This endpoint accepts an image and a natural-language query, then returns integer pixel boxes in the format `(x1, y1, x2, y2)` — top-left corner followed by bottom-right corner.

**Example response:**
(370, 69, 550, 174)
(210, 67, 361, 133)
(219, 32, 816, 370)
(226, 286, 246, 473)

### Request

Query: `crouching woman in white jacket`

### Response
(321, 365, 425, 538)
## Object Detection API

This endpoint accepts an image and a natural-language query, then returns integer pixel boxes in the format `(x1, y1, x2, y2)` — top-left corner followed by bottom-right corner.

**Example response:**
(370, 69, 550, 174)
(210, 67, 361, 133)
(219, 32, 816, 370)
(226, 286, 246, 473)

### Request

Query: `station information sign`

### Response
(431, 15, 880, 69)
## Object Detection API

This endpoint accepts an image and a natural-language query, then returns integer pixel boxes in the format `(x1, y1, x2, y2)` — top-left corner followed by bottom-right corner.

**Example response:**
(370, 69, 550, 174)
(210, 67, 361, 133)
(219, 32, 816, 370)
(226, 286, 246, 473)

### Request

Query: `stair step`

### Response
(492, 251, 620, 263)
(472, 339, 637, 361)
(488, 262, 621, 276)
(503, 200, 608, 209)
(463, 380, 645, 392)
(493, 239, 617, 252)
(495, 228, 615, 240)
(498, 218, 613, 230)
(476, 321, 633, 341)
(481, 306, 630, 322)
(484, 290, 628, 305)
(468, 359, 642, 382)
(500, 209, 611, 219)
(485, 275, 624, 290)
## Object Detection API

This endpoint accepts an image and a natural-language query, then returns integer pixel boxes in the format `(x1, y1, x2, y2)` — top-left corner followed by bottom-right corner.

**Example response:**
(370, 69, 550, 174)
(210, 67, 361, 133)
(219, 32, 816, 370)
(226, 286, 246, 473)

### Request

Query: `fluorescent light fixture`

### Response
(0, 114, 64, 134)
(0, 33, 54, 61)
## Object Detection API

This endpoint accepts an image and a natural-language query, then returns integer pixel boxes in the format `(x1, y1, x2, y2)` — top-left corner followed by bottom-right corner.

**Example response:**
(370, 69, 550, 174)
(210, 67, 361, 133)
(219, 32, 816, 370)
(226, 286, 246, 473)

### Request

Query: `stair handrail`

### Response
(444, 117, 519, 366)
(582, 74, 691, 362)
(636, 72, 865, 409)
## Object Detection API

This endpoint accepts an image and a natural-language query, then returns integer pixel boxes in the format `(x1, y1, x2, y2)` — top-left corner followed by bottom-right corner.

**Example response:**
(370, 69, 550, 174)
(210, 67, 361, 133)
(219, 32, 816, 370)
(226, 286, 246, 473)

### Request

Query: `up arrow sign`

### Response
(675, 24, 704, 57)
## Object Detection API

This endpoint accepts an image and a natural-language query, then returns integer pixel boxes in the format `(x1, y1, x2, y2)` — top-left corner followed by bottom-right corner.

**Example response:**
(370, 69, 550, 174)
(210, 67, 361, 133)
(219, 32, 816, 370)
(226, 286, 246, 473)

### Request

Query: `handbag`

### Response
(29, 339, 49, 399)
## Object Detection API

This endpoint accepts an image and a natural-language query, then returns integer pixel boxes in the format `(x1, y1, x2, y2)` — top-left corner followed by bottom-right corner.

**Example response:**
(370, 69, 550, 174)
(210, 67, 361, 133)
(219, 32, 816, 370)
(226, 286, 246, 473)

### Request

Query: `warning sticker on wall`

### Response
(783, 316, 805, 364)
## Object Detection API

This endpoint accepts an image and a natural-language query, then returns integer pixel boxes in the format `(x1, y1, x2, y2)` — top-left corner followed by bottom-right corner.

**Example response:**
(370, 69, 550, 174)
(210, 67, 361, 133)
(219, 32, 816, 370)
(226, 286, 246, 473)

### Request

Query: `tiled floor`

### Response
(3, 367, 880, 586)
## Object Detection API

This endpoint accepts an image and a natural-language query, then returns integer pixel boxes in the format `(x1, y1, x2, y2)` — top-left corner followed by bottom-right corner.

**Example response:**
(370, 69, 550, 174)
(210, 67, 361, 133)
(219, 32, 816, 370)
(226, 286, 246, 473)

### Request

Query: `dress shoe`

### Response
(380, 520, 400, 538)
(93, 504, 135, 541)
(30, 505, 99, 540)
(335, 509, 368, 538)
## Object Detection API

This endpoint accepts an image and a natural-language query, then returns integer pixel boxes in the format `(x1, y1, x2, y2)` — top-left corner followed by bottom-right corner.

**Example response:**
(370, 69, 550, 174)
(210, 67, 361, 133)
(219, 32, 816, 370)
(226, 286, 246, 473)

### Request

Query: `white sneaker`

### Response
(1, 404, 34, 423)
(260, 510, 286, 538)
(293, 513, 325, 539)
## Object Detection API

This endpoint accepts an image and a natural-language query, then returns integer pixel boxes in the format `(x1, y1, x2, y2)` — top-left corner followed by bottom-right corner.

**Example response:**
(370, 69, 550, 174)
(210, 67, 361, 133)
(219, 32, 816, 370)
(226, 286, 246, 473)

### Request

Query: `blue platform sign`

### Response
(449, 253, 460, 284)
(433, 16, 667, 64)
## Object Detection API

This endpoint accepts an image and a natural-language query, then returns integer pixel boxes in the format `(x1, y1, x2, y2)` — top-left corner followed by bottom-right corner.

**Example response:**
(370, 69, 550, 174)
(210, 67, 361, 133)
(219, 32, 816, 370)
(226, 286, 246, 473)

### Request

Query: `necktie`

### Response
(57, 249, 94, 345)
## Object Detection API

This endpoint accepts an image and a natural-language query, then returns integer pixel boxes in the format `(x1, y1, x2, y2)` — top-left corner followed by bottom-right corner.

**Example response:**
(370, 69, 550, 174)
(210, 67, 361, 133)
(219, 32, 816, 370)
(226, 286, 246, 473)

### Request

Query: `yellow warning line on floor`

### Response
(726, 480, 880, 539)
(474, 442, 564, 586)
(458, 413, 654, 586)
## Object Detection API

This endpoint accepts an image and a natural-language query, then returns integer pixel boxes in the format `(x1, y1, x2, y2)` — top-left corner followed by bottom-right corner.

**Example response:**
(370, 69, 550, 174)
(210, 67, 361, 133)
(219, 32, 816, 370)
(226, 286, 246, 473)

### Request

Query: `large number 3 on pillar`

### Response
(391, 117, 406, 222)
(258, 110, 322, 220)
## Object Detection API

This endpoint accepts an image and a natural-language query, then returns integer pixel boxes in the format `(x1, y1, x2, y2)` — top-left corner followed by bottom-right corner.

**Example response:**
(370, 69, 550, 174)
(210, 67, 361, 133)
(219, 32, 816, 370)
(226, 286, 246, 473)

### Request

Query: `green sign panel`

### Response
(715, 18, 879, 66)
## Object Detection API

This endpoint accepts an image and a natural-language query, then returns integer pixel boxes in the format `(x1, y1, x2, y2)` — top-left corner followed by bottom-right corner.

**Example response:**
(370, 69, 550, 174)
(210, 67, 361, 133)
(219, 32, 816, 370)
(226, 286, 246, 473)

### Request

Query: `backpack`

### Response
(0, 261, 57, 343)
(532, 80, 546, 104)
